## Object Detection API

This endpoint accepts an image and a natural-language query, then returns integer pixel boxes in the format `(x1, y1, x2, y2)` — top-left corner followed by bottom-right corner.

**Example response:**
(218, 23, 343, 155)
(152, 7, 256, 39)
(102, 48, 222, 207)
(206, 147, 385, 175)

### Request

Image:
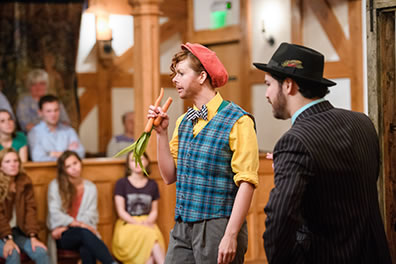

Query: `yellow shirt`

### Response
(169, 93, 259, 188)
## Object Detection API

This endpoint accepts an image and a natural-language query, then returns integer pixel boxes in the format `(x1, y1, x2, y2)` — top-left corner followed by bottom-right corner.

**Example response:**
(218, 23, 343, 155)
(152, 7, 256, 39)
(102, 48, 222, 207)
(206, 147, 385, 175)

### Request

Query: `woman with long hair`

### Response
(0, 110, 28, 162)
(0, 148, 49, 263)
(47, 150, 116, 264)
(112, 152, 165, 264)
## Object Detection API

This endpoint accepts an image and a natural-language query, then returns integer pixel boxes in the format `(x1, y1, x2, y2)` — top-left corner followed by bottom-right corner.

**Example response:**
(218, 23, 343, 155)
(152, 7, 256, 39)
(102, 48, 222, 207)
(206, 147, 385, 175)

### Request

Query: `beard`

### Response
(271, 89, 288, 120)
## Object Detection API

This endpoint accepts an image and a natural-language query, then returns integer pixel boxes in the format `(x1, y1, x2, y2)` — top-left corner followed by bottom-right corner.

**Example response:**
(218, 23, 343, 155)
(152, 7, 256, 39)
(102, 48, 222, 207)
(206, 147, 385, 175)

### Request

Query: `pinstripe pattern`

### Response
(175, 102, 252, 222)
(264, 101, 392, 264)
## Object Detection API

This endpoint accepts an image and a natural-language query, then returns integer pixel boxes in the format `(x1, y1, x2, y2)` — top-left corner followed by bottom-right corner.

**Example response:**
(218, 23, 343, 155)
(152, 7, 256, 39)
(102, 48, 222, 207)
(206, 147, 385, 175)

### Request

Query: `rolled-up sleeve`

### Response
(229, 115, 259, 188)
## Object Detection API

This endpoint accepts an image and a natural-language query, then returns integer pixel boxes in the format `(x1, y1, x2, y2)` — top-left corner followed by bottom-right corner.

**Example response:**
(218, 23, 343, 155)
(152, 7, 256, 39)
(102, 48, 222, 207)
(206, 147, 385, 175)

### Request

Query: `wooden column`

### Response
(129, 0, 162, 160)
(97, 41, 113, 154)
(240, 0, 252, 113)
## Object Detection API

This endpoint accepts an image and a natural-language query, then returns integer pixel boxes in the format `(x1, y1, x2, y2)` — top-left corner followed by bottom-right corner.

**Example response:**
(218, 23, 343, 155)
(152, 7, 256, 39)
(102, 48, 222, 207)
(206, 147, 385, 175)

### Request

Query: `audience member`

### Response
(0, 82, 14, 119)
(107, 111, 135, 157)
(47, 151, 117, 264)
(0, 148, 50, 264)
(112, 152, 165, 264)
(28, 95, 84, 162)
(16, 69, 70, 132)
(0, 110, 28, 162)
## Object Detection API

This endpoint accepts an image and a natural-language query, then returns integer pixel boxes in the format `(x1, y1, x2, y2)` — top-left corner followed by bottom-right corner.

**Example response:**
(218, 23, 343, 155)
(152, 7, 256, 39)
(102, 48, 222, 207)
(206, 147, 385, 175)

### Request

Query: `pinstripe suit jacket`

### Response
(264, 101, 392, 264)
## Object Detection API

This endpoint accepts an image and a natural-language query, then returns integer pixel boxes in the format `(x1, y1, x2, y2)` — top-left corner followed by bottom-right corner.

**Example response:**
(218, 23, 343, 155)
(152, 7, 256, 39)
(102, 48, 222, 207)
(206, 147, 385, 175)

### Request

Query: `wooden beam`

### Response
(160, 20, 183, 43)
(113, 47, 134, 71)
(307, 0, 350, 62)
(77, 73, 97, 87)
(348, 0, 363, 111)
(190, 25, 241, 45)
(291, 0, 303, 45)
(160, 0, 187, 19)
(323, 61, 351, 79)
(114, 19, 183, 72)
(240, 0, 253, 113)
(186, 0, 194, 42)
(88, 0, 133, 15)
(96, 59, 113, 153)
(111, 72, 134, 87)
(249, 69, 266, 85)
(79, 86, 98, 123)
(110, 72, 173, 88)
(373, 1, 396, 9)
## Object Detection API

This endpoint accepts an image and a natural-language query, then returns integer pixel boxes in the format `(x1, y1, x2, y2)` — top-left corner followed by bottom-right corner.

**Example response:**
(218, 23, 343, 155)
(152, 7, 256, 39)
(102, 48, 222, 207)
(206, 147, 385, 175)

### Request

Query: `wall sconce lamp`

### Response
(95, 13, 113, 59)
(261, 20, 275, 46)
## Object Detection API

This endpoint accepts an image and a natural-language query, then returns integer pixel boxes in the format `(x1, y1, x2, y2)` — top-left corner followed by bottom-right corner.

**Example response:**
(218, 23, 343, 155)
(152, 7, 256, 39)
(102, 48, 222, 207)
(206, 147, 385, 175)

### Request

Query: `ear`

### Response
(284, 78, 298, 95)
(38, 110, 43, 118)
(198, 71, 208, 85)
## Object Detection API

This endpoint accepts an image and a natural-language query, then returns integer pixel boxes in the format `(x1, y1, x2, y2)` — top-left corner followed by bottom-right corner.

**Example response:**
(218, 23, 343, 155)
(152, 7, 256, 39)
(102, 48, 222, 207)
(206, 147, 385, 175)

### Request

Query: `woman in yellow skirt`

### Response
(112, 152, 165, 264)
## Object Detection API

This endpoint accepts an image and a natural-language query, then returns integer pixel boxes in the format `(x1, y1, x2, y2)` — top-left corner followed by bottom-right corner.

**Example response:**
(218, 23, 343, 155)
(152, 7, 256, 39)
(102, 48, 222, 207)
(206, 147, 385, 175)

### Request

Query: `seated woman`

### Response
(47, 150, 116, 264)
(0, 148, 49, 263)
(112, 152, 165, 264)
(0, 110, 28, 162)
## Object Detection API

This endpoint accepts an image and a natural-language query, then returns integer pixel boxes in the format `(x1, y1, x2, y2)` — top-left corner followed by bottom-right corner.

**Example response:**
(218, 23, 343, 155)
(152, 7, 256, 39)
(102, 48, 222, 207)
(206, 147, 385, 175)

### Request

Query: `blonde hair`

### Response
(0, 148, 23, 202)
(25, 69, 49, 89)
(57, 151, 81, 211)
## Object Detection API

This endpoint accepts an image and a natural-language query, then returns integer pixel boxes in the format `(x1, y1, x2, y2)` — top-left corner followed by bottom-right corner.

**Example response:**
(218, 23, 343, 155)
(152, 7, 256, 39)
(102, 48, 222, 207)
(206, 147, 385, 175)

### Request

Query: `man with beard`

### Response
(254, 42, 391, 264)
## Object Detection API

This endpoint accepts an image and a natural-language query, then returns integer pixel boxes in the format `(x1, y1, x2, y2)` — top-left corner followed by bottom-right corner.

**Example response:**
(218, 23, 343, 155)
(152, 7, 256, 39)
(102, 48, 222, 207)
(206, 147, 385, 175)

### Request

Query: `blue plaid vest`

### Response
(175, 101, 254, 222)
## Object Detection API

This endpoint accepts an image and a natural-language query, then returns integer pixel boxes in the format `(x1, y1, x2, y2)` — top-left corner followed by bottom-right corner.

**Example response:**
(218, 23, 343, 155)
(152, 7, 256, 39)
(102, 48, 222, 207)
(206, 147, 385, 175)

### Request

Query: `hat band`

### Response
(268, 60, 321, 81)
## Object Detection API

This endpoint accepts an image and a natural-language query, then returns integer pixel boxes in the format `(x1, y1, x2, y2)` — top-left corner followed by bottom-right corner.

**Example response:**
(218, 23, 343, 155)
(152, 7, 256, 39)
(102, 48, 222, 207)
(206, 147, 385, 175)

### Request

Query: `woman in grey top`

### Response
(47, 151, 116, 264)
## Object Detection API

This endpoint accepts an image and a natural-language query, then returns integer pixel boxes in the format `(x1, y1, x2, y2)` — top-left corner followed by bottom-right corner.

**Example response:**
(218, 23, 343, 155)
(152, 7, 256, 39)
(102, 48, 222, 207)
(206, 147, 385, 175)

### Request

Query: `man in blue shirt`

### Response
(28, 95, 84, 161)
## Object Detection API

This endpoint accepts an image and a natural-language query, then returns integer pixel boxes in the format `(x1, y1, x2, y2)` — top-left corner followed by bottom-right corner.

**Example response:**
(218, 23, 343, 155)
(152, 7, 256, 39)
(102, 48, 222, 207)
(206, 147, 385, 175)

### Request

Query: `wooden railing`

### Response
(23, 155, 273, 263)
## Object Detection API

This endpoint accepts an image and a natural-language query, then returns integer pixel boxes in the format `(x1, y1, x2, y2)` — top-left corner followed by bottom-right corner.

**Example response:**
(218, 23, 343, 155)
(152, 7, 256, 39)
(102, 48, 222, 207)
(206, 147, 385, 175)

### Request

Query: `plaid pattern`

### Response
(175, 102, 253, 222)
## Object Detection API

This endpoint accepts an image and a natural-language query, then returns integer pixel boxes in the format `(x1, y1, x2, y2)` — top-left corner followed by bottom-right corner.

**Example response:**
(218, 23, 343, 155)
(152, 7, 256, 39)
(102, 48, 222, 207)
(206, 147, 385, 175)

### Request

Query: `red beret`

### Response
(181, 42, 228, 88)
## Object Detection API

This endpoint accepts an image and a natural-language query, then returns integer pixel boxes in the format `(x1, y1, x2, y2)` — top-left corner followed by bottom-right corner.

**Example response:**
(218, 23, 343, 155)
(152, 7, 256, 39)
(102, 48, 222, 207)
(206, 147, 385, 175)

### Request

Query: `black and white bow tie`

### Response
(186, 105, 208, 124)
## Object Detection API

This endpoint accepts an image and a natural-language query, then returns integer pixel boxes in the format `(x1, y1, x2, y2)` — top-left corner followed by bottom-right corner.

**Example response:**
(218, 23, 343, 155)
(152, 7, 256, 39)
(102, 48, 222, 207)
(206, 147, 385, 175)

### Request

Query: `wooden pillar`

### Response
(348, 0, 363, 112)
(97, 41, 113, 154)
(240, 0, 252, 113)
(129, 0, 162, 160)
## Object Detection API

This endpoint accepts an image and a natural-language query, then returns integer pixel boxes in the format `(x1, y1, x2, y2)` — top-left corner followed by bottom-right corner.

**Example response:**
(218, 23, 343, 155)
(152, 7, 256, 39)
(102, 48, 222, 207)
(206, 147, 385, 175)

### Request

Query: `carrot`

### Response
(144, 88, 164, 133)
(153, 97, 173, 126)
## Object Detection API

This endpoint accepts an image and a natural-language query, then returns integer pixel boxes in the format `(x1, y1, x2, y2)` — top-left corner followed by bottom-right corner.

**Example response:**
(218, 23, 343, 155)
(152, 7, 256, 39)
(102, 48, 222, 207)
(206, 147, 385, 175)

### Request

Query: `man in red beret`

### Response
(149, 43, 259, 264)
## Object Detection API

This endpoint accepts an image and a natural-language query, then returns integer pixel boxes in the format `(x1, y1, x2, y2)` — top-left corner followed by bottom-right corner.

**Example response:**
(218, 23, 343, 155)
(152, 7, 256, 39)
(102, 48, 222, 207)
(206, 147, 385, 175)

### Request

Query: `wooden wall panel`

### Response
(245, 157, 274, 263)
(210, 42, 243, 107)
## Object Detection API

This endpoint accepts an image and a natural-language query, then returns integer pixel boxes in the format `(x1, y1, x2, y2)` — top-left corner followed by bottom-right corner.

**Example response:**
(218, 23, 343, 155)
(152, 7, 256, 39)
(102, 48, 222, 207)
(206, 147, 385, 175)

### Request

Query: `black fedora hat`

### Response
(253, 42, 336, 87)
